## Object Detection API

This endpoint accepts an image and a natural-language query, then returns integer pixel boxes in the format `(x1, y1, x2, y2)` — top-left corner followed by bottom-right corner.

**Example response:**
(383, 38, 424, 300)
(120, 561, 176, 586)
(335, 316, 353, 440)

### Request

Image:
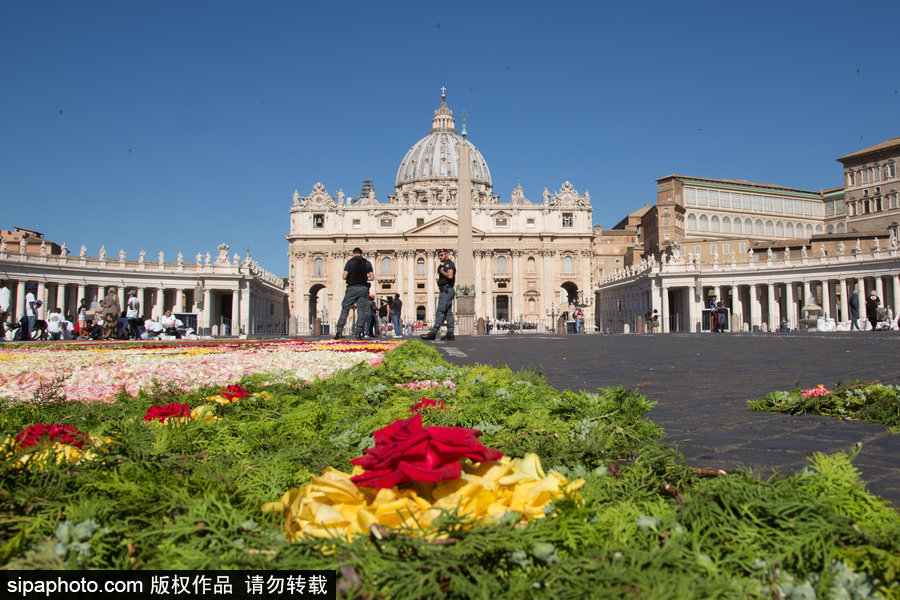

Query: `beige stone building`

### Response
(287, 91, 594, 333)
(838, 137, 900, 236)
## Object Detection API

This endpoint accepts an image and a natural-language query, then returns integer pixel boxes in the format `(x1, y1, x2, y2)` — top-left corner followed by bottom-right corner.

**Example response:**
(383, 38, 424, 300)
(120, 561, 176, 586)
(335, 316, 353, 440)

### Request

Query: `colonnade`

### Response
(596, 252, 900, 334)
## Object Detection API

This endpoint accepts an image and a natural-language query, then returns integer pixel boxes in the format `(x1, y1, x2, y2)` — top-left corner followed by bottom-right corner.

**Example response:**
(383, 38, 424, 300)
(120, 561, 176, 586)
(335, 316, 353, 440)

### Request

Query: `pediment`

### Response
(406, 216, 485, 237)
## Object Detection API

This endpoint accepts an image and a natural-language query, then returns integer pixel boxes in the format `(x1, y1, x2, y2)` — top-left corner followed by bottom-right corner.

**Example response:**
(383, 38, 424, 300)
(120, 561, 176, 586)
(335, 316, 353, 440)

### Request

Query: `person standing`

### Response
(23, 284, 39, 341)
(334, 247, 374, 340)
(573, 307, 584, 334)
(99, 287, 121, 340)
(865, 290, 881, 331)
(126, 291, 141, 339)
(421, 249, 456, 341)
(0, 280, 10, 341)
(391, 293, 403, 338)
(848, 289, 860, 330)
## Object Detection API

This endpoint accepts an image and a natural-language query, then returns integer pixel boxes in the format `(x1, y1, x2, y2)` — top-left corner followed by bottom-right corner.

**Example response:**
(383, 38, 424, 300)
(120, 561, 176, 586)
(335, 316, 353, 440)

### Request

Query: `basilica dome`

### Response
(395, 93, 492, 189)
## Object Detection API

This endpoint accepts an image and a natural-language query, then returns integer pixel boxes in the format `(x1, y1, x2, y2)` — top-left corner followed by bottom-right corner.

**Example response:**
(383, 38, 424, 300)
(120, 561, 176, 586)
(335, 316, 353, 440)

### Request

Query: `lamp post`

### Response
(545, 303, 559, 332)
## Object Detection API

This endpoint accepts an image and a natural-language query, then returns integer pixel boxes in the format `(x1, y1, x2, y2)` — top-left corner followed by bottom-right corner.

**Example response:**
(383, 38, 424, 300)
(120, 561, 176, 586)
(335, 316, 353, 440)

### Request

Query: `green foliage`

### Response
(749, 382, 900, 432)
(1, 340, 898, 599)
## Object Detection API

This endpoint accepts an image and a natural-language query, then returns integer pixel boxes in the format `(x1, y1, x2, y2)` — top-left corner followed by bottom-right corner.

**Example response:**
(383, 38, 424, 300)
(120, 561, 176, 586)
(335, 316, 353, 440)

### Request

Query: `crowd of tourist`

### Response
(0, 281, 194, 342)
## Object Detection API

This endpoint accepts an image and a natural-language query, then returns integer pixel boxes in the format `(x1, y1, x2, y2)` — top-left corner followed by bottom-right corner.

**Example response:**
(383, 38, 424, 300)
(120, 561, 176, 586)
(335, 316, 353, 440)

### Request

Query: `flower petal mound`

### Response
(264, 408, 584, 541)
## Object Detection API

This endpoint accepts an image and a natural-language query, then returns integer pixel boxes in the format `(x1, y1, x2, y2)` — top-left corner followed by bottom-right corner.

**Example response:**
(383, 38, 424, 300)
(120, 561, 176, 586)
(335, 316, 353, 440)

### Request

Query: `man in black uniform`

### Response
(334, 248, 374, 340)
(420, 249, 456, 341)
(865, 290, 881, 331)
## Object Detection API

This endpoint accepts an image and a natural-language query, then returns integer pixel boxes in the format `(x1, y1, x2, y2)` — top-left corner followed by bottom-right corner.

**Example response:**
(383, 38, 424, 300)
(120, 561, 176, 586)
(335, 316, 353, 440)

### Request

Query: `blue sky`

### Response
(2, 1, 898, 277)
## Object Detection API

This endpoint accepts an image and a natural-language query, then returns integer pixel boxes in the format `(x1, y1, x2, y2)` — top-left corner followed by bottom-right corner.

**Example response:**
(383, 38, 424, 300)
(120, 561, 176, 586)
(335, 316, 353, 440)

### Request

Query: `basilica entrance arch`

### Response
(308, 284, 329, 325)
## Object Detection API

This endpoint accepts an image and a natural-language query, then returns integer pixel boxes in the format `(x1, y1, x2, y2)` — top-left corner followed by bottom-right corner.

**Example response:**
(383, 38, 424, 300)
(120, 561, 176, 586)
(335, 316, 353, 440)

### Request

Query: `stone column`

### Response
(821, 279, 831, 320)
(767, 283, 777, 331)
(426, 251, 436, 324)
(474, 250, 483, 318)
(293, 251, 306, 325)
(77, 284, 86, 307)
(746, 284, 758, 331)
(155, 287, 165, 320)
(660, 285, 669, 333)
(56, 283, 65, 313)
(687, 285, 699, 332)
(36, 282, 46, 319)
(784, 282, 795, 329)
(838, 279, 848, 324)
(802, 281, 812, 307)
(731, 284, 743, 332)
(231, 288, 241, 336)
(118, 288, 127, 313)
(16, 281, 25, 318)
(485, 251, 494, 320)
(406, 252, 415, 323)
(892, 274, 900, 321)
(204, 288, 213, 332)
(511, 250, 521, 320)
(875, 275, 884, 301)
(240, 282, 250, 335)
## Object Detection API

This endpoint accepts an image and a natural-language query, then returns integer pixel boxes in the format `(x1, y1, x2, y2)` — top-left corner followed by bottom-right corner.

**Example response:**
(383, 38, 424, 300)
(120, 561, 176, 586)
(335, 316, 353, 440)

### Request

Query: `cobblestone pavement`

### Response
(426, 332, 900, 508)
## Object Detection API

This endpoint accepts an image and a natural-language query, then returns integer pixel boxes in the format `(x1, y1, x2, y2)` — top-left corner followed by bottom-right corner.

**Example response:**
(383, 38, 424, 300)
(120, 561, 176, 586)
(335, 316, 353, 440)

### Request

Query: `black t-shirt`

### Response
(344, 256, 373, 286)
(378, 303, 388, 318)
(393, 298, 403, 314)
(437, 258, 456, 288)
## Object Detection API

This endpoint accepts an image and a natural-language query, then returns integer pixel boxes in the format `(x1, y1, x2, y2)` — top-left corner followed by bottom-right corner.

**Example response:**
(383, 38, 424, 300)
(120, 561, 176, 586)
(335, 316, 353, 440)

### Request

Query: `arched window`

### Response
(313, 257, 325, 276)
(733, 218, 742, 234)
(805, 224, 813, 237)
(815, 225, 823, 234)
(687, 213, 697, 230)
(722, 216, 731, 232)
(837, 222, 846, 233)
(776, 222, 784, 237)
(699, 215, 709, 231)
(563, 256, 574, 274)
(710, 215, 720, 232)
(796, 223, 804, 237)
(416, 258, 425, 276)
(765, 220, 774, 236)
(527, 257, 536, 273)
(786, 223, 794, 237)
(753, 219, 761, 235)
(497, 256, 508, 274)
(381, 257, 392, 275)
(826, 224, 834, 234)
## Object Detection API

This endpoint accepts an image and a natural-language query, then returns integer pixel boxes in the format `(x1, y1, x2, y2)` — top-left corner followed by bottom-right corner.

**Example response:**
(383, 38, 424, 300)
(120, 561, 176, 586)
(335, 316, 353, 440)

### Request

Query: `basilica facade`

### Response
(287, 92, 594, 333)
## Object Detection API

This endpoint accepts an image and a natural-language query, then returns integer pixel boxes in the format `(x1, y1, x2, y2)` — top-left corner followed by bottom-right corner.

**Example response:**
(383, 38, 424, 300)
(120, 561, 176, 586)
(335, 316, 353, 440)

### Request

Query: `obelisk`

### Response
(456, 121, 473, 289)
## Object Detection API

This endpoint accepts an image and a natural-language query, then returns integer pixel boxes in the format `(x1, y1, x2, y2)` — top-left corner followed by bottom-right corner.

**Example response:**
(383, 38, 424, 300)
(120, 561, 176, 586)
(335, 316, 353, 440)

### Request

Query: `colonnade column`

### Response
(731, 285, 742, 332)
(231, 288, 241, 336)
(56, 284, 65, 313)
(748, 284, 759, 331)
(784, 282, 795, 329)
(16, 281, 25, 317)
(77, 284, 86, 308)
(767, 284, 777, 331)
(240, 282, 250, 335)
(204, 288, 213, 332)
(425, 251, 436, 325)
(474, 250, 483, 318)
(511, 250, 521, 320)
(859, 278, 869, 322)
(660, 285, 669, 333)
(875, 275, 884, 301)
(821, 280, 831, 320)
(406, 252, 415, 324)
(839, 279, 848, 324)
(687, 286, 699, 333)
(802, 281, 812, 307)
(485, 251, 493, 320)
(893, 275, 900, 320)
(155, 288, 165, 319)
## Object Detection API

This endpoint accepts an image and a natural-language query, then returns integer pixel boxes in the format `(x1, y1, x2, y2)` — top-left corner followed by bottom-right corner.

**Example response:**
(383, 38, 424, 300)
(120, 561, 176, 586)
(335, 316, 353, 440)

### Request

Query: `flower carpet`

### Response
(0, 339, 399, 403)
(1, 340, 898, 598)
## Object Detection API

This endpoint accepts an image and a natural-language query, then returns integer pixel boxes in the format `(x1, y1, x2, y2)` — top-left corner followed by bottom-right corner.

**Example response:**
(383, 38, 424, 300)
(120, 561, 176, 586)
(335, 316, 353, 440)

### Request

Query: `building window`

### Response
(526, 218, 535, 228)
(711, 215, 720, 232)
(527, 257, 536, 273)
(381, 257, 392, 275)
(722, 243, 730, 254)
(563, 256, 574, 274)
(786, 223, 794, 237)
(846, 171, 856, 186)
(776, 222, 784, 237)
(313, 257, 325, 276)
(664, 216, 670, 225)
(497, 256, 508, 274)
(886, 162, 896, 179)
(379, 218, 393, 228)
(733, 218, 742, 234)
(805, 224, 813, 237)
(687, 213, 697, 230)
(562, 213, 573, 228)
(722, 216, 731, 233)
(352, 219, 361, 229)
(416, 258, 425, 276)
(313, 214, 324, 228)
(765, 220, 774, 236)
(739, 243, 746, 254)
(860, 169, 869, 184)
(495, 217, 508, 227)
(699, 215, 708, 231)
(416, 218, 425, 227)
